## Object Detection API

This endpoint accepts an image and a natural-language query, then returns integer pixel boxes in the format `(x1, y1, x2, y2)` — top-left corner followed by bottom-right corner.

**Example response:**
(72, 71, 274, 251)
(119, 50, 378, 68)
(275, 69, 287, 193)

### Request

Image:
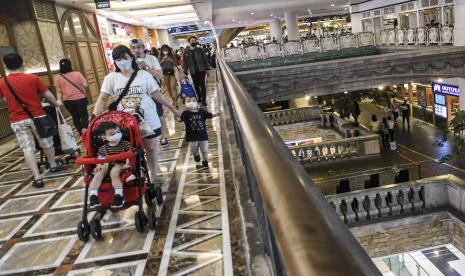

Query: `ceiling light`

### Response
(270, 14, 274, 17)
(250, 12, 255, 15)
(331, 3, 335, 7)
(437, 78, 443, 83)
(232, 19, 236, 22)
(344, 91, 348, 94)
(305, 95, 310, 100)
(378, 86, 384, 90)
(126, 5, 194, 16)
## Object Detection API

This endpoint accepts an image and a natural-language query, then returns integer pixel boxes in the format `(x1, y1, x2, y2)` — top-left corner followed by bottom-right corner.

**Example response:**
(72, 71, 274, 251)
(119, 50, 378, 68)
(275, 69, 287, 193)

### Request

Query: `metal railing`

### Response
(218, 54, 381, 275)
(264, 106, 321, 126)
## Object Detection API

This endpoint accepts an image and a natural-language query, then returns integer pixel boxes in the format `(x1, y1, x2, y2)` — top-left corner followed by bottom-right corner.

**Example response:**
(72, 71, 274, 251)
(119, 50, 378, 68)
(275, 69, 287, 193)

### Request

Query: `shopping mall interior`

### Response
(0, 0, 465, 275)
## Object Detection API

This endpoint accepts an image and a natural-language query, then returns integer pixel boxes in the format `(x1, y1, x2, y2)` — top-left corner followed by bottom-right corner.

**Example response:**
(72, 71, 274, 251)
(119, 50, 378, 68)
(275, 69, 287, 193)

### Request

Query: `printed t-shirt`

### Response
(100, 70, 161, 130)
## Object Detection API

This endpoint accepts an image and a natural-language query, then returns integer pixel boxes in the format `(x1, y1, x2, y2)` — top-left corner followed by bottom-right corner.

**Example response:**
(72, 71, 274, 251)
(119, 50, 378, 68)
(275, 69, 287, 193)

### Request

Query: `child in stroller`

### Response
(75, 111, 163, 242)
(89, 121, 132, 208)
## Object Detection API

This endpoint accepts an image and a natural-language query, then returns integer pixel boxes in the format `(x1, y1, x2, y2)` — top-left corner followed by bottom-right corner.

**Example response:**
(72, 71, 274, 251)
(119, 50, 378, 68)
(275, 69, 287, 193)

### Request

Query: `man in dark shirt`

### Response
(183, 36, 210, 106)
(401, 100, 411, 129)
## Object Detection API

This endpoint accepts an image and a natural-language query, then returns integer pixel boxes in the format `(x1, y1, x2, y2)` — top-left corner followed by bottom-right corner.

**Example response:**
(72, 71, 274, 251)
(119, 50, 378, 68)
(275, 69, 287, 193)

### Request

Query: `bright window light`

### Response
(142, 12, 198, 22)
(126, 5, 194, 16)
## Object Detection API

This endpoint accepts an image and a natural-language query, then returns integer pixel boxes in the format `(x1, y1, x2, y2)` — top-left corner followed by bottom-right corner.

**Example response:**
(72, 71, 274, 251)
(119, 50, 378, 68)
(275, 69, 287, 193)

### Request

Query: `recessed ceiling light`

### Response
(331, 3, 335, 7)
(232, 19, 236, 22)
(250, 12, 255, 15)
(344, 91, 348, 94)
(270, 14, 274, 17)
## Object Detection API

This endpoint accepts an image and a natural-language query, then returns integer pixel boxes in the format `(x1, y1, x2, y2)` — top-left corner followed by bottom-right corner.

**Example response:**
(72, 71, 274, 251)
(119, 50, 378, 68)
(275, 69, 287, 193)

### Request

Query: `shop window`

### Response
(71, 14, 84, 36)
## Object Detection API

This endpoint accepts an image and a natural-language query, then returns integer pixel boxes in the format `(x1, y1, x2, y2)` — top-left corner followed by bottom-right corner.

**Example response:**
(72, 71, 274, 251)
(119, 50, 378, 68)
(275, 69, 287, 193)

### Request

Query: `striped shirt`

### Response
(98, 140, 132, 163)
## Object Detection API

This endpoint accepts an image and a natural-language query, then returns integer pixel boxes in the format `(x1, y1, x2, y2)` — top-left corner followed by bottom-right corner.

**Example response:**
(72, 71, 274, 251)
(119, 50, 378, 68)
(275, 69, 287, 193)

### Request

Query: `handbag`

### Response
(59, 73, 86, 96)
(56, 107, 78, 153)
(162, 68, 175, 75)
(108, 70, 138, 111)
(3, 78, 57, 138)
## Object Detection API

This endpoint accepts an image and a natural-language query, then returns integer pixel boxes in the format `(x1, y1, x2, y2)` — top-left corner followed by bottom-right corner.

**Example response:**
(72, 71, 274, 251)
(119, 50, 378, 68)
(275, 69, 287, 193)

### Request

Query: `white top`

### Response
(139, 54, 161, 71)
(387, 120, 395, 129)
(101, 70, 161, 130)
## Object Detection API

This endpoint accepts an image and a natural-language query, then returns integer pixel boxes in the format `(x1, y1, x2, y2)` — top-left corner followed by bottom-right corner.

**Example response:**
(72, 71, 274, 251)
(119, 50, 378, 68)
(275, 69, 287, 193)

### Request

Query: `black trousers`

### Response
(191, 71, 207, 104)
(63, 98, 89, 135)
(402, 115, 410, 128)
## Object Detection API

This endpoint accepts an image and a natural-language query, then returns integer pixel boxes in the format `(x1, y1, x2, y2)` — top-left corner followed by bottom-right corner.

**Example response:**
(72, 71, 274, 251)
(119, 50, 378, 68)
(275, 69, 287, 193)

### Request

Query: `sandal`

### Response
(49, 161, 64, 173)
(32, 179, 44, 188)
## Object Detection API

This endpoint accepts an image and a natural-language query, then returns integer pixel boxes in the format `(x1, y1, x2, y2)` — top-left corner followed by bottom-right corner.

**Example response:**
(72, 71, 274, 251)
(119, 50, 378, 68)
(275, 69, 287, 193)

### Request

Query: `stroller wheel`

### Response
(155, 186, 164, 205)
(77, 220, 90, 242)
(135, 211, 146, 233)
(148, 207, 157, 230)
(90, 219, 102, 240)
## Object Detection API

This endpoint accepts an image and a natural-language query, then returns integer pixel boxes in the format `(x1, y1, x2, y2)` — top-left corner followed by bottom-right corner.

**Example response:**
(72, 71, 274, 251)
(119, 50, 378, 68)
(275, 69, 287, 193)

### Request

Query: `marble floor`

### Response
(274, 121, 343, 143)
(0, 75, 236, 275)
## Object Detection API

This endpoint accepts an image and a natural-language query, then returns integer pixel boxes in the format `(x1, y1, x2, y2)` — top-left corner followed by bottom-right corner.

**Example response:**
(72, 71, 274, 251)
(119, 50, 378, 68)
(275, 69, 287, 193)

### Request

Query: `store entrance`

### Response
(61, 10, 107, 103)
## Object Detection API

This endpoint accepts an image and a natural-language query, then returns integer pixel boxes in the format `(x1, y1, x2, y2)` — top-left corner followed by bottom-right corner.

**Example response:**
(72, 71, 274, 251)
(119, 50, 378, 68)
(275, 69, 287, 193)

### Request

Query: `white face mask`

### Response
(115, 58, 132, 71)
(163, 51, 169, 55)
(107, 132, 122, 144)
(186, 101, 198, 110)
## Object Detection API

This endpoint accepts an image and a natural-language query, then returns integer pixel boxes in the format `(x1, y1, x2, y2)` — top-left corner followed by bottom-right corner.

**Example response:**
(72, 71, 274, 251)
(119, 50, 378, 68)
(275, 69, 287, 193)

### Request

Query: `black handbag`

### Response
(162, 68, 175, 75)
(3, 78, 57, 138)
(108, 70, 138, 111)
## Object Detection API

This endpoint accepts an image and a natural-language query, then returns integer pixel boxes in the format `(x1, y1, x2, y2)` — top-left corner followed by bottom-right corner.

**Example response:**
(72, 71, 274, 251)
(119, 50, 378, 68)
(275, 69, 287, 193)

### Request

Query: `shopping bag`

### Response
(56, 107, 78, 153)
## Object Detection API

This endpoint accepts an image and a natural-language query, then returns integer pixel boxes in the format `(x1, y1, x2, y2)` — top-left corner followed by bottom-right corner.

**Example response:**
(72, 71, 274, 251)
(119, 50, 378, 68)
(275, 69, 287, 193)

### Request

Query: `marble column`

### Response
(284, 11, 299, 41)
(269, 17, 283, 42)
(454, 0, 465, 46)
(156, 29, 170, 46)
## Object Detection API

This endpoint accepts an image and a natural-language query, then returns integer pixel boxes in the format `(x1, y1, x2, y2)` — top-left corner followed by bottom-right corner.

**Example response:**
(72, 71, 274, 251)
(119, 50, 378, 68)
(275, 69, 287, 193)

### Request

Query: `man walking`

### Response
(183, 36, 210, 106)
(0, 53, 62, 188)
(401, 100, 411, 129)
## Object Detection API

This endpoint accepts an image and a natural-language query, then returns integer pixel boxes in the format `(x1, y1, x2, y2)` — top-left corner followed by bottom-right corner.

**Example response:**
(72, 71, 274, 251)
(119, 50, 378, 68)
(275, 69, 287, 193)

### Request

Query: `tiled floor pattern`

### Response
(158, 86, 233, 276)
(0, 124, 184, 275)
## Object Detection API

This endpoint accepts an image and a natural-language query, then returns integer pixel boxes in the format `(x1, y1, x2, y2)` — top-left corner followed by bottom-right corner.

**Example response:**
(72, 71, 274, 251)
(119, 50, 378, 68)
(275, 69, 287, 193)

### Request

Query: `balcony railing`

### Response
(217, 53, 381, 275)
(326, 174, 463, 225)
(225, 27, 454, 63)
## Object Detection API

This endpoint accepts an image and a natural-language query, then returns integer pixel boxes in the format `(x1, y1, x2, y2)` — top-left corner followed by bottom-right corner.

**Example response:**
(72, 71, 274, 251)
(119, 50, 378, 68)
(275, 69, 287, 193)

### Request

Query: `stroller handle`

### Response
(75, 151, 135, 165)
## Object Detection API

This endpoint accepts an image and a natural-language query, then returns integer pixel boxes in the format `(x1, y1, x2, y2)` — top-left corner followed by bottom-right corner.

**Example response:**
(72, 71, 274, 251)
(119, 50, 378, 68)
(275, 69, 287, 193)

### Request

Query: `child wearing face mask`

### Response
(89, 121, 133, 208)
(180, 97, 218, 169)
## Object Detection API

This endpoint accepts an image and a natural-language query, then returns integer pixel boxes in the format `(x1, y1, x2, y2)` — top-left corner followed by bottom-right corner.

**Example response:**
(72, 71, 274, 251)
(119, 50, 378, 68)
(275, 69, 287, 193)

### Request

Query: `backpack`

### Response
(179, 80, 197, 100)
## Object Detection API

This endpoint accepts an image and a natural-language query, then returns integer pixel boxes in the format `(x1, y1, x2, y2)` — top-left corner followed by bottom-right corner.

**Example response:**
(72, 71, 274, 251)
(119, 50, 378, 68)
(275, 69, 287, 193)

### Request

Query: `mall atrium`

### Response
(0, 0, 464, 275)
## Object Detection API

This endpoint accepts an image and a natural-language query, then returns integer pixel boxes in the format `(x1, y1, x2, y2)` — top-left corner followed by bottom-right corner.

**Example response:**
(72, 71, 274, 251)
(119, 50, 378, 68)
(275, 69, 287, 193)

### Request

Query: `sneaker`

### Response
(201, 161, 209, 168)
(160, 138, 169, 147)
(111, 194, 125, 208)
(194, 152, 201, 162)
(90, 195, 100, 207)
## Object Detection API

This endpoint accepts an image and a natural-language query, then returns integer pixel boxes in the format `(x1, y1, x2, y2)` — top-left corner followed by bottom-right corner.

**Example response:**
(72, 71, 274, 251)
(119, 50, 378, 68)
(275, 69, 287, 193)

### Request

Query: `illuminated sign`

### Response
(434, 94, 446, 106)
(435, 105, 447, 118)
(168, 25, 199, 34)
(94, 0, 110, 9)
(432, 82, 460, 97)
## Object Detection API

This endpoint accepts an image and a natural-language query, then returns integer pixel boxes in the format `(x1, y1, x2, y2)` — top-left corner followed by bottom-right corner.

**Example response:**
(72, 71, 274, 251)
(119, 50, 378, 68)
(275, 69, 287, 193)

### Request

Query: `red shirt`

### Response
(0, 73, 48, 123)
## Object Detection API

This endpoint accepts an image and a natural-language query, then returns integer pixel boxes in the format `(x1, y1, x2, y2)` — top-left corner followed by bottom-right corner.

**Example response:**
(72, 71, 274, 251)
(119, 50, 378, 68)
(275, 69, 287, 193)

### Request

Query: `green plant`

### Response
(450, 110, 465, 138)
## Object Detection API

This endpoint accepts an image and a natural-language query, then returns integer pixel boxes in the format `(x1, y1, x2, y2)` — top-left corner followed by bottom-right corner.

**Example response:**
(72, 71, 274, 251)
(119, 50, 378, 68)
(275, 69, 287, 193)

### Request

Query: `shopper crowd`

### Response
(0, 35, 215, 191)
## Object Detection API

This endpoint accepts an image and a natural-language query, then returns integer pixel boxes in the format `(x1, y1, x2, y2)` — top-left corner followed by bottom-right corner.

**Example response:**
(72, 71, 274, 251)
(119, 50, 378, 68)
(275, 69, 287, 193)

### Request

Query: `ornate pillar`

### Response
(156, 29, 170, 46)
(350, 13, 363, 33)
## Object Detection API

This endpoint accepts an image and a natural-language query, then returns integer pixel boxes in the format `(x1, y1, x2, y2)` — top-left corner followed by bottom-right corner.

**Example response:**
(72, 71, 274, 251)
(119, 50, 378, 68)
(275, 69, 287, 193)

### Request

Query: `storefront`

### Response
(432, 82, 460, 127)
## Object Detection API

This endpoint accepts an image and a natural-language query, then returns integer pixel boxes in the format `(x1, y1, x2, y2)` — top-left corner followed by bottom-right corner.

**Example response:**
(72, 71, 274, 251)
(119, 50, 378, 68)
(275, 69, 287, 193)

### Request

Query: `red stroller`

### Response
(75, 111, 163, 242)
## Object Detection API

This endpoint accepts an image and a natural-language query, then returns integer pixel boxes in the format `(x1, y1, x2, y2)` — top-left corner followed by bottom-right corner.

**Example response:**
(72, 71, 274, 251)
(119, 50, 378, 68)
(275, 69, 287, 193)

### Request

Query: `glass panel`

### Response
(71, 14, 84, 36)
(0, 24, 10, 46)
(63, 19, 71, 36)
(13, 21, 47, 73)
(38, 21, 65, 71)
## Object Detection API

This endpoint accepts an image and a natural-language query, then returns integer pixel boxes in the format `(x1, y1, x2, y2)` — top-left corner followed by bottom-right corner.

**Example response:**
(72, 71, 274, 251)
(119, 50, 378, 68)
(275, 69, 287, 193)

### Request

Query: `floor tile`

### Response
(159, 149, 179, 162)
(0, 236, 76, 274)
(52, 189, 84, 209)
(0, 216, 31, 241)
(17, 176, 72, 196)
(0, 171, 31, 184)
(75, 227, 154, 263)
(43, 164, 80, 178)
(159, 161, 176, 174)
(0, 183, 19, 198)
(180, 196, 221, 212)
(0, 194, 54, 217)
(167, 255, 222, 276)
(24, 209, 94, 237)
(67, 260, 146, 276)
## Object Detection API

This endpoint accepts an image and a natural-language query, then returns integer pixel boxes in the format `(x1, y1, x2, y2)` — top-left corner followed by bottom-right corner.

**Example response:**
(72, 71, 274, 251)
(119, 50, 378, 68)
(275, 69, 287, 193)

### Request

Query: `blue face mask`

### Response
(116, 58, 132, 71)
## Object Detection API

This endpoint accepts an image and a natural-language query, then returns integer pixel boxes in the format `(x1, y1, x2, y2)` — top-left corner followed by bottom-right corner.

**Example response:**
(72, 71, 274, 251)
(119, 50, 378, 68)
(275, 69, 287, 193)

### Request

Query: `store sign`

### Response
(432, 82, 460, 97)
(434, 94, 446, 106)
(435, 105, 447, 118)
(168, 25, 199, 34)
(94, 0, 110, 9)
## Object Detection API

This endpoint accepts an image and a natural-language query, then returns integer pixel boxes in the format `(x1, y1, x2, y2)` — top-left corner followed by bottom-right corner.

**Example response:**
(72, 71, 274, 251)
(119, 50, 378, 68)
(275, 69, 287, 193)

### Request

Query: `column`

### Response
(350, 13, 363, 33)
(454, 0, 465, 46)
(269, 17, 283, 42)
(408, 82, 414, 118)
(156, 29, 170, 46)
(284, 11, 299, 41)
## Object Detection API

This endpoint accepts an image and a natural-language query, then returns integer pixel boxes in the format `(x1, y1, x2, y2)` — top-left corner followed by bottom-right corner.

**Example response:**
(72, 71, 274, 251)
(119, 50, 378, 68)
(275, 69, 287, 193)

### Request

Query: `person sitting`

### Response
(180, 96, 217, 169)
(89, 121, 133, 208)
